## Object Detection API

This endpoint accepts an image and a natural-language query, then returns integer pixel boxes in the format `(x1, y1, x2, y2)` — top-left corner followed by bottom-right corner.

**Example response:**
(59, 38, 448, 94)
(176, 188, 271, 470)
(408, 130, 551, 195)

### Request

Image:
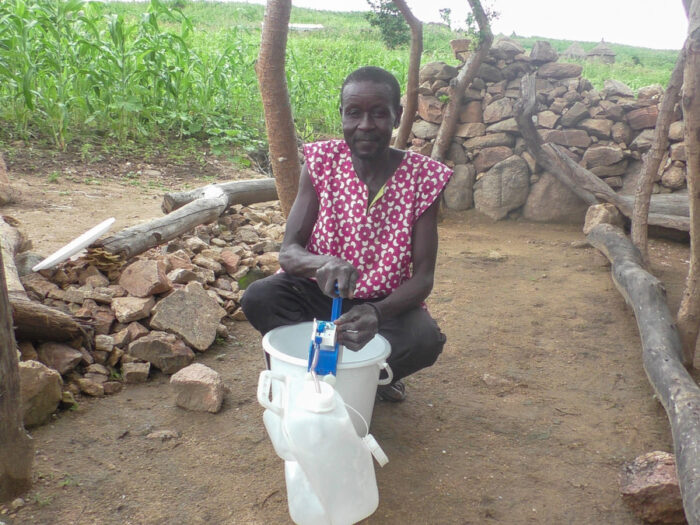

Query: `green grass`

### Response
(0, 0, 679, 163)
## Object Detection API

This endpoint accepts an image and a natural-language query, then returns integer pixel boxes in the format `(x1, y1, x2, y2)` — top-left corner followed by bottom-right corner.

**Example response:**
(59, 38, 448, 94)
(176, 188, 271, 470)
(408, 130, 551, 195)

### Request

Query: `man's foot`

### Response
(376, 380, 406, 402)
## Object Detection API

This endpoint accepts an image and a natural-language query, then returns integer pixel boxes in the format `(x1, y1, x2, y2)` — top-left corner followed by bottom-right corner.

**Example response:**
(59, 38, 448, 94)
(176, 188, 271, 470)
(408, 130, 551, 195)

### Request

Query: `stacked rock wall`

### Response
(409, 38, 685, 223)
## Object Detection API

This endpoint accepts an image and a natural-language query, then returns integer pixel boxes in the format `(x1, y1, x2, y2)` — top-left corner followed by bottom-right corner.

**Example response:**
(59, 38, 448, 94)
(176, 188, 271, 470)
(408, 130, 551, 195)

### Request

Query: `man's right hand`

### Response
(315, 258, 358, 299)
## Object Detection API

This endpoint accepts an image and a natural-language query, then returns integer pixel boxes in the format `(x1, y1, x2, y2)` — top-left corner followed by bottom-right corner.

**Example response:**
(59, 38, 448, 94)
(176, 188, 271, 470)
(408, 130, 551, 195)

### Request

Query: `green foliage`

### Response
(0, 0, 681, 161)
(364, 0, 409, 49)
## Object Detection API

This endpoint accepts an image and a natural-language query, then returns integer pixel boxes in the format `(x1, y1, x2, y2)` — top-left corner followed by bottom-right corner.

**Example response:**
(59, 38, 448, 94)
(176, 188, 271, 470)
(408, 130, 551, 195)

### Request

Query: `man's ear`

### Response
(394, 105, 404, 128)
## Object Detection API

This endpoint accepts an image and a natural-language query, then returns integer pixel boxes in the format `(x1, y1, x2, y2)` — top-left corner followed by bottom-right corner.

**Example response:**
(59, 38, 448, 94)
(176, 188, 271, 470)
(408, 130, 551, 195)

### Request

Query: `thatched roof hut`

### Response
(586, 40, 616, 64)
(562, 43, 586, 59)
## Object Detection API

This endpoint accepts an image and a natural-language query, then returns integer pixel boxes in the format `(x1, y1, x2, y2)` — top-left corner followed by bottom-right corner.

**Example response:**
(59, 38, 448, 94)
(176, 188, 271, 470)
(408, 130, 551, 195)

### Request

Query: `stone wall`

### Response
(408, 38, 685, 223)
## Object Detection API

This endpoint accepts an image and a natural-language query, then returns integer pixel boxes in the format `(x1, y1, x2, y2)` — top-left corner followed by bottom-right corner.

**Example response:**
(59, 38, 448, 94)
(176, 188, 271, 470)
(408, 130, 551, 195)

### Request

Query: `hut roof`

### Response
(586, 40, 616, 57)
(562, 42, 586, 58)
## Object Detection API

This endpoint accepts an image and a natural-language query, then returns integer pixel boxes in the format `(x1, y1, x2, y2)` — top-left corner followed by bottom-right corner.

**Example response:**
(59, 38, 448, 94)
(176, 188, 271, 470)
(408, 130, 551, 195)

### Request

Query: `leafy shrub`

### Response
(364, 0, 409, 49)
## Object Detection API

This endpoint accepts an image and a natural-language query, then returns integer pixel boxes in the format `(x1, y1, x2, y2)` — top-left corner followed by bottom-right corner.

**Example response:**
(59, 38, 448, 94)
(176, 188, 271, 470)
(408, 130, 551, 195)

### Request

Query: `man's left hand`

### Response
(334, 304, 380, 351)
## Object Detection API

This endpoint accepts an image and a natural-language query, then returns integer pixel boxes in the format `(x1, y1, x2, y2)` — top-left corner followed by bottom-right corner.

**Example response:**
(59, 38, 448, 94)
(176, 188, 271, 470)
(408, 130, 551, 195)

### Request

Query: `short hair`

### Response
(340, 66, 401, 111)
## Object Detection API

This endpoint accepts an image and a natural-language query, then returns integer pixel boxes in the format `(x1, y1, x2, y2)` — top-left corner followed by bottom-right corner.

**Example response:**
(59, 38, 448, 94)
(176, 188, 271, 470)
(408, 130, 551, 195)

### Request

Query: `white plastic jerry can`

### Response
(257, 371, 389, 525)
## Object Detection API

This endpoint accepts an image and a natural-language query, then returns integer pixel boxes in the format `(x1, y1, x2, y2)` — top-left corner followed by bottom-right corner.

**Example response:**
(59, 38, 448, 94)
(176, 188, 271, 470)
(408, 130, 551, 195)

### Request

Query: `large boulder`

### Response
(627, 105, 659, 130)
(464, 132, 515, 150)
(443, 164, 476, 211)
(19, 360, 62, 427)
(560, 102, 589, 127)
(412, 120, 440, 140)
(474, 146, 514, 173)
(473, 155, 530, 220)
(582, 145, 625, 168)
(523, 172, 589, 224)
(150, 281, 227, 352)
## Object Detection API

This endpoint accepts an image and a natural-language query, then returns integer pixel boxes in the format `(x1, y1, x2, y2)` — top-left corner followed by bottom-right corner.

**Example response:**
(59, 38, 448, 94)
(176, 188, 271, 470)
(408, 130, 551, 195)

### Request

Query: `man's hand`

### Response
(315, 258, 359, 298)
(334, 303, 380, 351)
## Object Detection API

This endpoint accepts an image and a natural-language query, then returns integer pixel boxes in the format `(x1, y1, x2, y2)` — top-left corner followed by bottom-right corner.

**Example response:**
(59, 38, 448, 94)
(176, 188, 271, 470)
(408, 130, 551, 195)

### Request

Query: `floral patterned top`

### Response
(304, 139, 453, 299)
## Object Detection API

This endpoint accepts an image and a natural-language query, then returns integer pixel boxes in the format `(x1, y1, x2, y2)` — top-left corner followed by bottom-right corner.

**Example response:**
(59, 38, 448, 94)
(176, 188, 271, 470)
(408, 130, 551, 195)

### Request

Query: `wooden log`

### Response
(0, 247, 33, 502)
(393, 0, 423, 150)
(0, 217, 28, 298)
(587, 223, 700, 524)
(161, 178, 278, 214)
(93, 190, 229, 260)
(11, 298, 90, 344)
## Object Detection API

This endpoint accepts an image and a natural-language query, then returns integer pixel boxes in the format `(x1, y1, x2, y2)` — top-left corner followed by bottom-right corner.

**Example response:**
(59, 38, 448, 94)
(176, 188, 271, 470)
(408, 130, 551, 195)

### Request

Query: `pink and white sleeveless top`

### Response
(304, 139, 453, 299)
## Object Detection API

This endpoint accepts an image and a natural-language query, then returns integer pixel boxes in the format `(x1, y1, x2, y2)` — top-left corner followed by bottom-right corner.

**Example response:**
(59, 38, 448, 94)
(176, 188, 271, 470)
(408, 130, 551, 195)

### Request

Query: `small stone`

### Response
(128, 332, 195, 374)
(103, 381, 123, 395)
(184, 236, 209, 253)
(146, 429, 180, 441)
(78, 377, 105, 397)
(170, 363, 226, 413)
(118, 259, 171, 298)
(583, 203, 625, 235)
(111, 296, 155, 323)
(122, 362, 150, 383)
(95, 335, 114, 352)
(19, 361, 62, 427)
(11, 498, 25, 510)
(36, 342, 82, 374)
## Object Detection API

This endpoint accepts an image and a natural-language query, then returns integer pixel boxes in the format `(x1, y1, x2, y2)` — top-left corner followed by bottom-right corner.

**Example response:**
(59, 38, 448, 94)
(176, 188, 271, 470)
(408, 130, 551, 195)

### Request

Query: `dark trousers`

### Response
(240, 273, 446, 382)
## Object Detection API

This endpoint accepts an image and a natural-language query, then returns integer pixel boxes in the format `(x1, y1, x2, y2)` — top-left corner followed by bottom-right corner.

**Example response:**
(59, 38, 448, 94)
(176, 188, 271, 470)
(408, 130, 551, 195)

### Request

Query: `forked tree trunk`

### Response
(631, 49, 686, 267)
(392, 0, 423, 150)
(0, 247, 33, 501)
(431, 0, 493, 162)
(677, 0, 700, 367)
(256, 0, 300, 218)
(588, 223, 700, 524)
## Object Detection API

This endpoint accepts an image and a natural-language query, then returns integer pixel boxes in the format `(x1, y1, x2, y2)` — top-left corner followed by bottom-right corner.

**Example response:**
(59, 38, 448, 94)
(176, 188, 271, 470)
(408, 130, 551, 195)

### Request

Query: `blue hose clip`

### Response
(307, 286, 343, 377)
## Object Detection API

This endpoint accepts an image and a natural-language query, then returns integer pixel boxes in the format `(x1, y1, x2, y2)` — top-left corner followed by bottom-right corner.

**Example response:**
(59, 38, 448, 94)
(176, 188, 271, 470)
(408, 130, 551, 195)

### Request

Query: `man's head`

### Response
(340, 66, 402, 113)
(340, 66, 403, 160)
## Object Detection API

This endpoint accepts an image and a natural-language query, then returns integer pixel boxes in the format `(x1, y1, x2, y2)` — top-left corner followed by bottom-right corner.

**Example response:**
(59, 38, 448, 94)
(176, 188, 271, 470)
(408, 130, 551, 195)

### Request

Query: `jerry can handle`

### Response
(257, 370, 288, 415)
(376, 362, 393, 386)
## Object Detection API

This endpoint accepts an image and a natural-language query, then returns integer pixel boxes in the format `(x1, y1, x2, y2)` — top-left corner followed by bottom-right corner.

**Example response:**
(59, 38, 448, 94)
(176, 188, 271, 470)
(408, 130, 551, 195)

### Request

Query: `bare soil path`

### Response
(0, 151, 694, 524)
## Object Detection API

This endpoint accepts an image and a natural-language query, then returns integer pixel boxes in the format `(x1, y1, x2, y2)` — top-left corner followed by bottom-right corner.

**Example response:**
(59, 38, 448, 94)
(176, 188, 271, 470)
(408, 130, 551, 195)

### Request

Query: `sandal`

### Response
(376, 380, 406, 402)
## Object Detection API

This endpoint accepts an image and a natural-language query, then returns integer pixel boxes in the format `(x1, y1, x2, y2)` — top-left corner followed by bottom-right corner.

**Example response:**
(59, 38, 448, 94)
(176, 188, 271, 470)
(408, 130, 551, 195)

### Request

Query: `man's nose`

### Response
(358, 113, 374, 129)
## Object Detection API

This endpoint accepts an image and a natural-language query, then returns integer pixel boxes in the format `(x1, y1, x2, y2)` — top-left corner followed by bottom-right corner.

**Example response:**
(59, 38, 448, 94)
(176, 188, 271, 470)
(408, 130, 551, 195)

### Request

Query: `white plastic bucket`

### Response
(262, 322, 392, 435)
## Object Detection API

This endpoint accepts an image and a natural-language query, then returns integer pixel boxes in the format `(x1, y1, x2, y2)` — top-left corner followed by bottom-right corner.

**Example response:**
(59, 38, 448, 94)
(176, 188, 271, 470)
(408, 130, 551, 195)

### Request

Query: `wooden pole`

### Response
(431, 0, 493, 162)
(0, 245, 33, 501)
(677, 0, 700, 366)
(392, 0, 423, 150)
(631, 49, 686, 266)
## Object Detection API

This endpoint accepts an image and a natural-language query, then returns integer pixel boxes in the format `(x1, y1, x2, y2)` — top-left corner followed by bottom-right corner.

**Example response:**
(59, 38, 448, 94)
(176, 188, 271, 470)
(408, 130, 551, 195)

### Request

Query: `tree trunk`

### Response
(631, 49, 686, 266)
(92, 189, 229, 261)
(161, 178, 278, 214)
(0, 247, 33, 502)
(392, 0, 423, 150)
(256, 0, 300, 218)
(587, 223, 700, 524)
(677, 0, 700, 367)
(431, 0, 493, 162)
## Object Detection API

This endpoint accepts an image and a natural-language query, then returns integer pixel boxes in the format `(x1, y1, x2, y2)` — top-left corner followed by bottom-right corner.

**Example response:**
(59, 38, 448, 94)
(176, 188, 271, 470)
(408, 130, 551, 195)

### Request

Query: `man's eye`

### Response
(372, 110, 388, 118)
(346, 109, 361, 117)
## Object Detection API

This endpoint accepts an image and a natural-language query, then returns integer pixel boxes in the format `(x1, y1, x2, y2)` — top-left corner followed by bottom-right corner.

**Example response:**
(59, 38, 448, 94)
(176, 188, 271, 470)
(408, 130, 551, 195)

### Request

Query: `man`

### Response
(242, 66, 453, 401)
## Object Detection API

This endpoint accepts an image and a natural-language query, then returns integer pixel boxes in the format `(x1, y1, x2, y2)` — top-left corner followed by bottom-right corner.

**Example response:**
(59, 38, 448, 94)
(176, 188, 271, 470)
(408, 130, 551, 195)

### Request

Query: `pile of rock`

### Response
(411, 38, 685, 223)
(17, 201, 283, 425)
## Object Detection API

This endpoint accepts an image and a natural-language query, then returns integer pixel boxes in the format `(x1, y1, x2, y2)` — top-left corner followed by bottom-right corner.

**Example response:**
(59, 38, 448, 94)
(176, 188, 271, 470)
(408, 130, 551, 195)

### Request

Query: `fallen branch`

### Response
(587, 223, 700, 524)
(161, 178, 278, 214)
(92, 189, 229, 261)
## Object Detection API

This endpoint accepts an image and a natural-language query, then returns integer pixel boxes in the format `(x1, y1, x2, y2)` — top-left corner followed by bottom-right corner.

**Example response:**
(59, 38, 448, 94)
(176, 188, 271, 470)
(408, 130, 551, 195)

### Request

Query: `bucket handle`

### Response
(376, 362, 393, 386)
(257, 370, 288, 416)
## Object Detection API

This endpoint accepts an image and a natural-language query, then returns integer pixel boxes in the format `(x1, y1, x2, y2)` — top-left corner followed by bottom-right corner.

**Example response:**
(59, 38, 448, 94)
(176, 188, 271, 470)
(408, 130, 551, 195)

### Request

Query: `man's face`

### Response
(340, 80, 402, 160)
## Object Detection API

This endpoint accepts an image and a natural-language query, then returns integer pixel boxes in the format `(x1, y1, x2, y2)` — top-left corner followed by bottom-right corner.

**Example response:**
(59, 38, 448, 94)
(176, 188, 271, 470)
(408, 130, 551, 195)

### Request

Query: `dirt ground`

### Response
(0, 147, 695, 524)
